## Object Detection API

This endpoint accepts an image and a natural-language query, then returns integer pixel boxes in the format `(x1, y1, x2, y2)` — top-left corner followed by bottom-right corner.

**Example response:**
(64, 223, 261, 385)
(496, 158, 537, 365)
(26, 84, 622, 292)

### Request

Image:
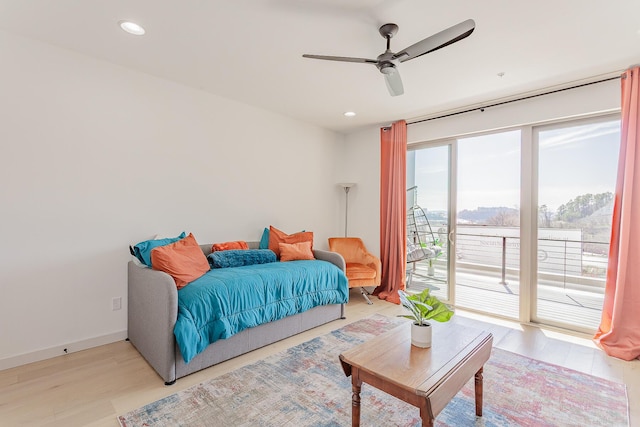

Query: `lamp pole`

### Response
(338, 183, 356, 237)
(344, 186, 350, 237)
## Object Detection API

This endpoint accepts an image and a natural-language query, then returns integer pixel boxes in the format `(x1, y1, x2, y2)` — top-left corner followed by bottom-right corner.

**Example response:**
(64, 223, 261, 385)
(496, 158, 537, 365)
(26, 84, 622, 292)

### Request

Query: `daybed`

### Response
(127, 240, 348, 385)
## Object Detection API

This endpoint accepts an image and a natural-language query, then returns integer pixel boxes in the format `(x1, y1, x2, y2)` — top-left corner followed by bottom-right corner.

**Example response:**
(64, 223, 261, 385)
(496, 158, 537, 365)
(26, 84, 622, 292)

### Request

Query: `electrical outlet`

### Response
(112, 297, 122, 311)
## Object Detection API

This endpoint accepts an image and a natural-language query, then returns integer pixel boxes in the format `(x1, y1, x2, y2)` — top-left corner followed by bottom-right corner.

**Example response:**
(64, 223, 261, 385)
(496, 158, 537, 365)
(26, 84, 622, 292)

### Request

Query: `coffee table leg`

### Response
(351, 374, 362, 427)
(474, 367, 484, 417)
(419, 405, 434, 427)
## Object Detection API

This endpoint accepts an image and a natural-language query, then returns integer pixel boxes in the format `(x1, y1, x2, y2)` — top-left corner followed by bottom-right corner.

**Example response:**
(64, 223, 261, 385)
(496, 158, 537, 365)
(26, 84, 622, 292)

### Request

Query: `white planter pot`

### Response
(411, 322, 432, 348)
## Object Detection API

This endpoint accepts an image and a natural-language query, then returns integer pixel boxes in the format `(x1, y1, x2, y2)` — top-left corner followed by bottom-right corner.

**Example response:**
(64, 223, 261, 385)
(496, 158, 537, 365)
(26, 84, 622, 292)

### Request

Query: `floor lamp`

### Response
(338, 182, 372, 304)
(338, 183, 356, 237)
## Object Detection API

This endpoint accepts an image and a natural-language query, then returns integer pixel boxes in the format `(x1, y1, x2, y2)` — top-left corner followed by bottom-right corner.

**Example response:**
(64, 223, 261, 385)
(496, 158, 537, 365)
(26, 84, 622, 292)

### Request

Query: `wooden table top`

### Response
(339, 320, 493, 397)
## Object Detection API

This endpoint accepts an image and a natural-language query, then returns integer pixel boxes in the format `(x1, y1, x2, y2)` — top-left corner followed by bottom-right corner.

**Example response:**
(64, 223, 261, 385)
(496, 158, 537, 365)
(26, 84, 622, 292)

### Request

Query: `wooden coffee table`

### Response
(339, 321, 493, 427)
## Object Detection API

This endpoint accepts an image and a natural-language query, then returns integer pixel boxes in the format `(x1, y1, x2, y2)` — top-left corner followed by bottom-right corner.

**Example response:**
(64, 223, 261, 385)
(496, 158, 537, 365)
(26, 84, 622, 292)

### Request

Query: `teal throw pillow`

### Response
(133, 232, 187, 267)
(259, 227, 270, 249)
(208, 249, 276, 269)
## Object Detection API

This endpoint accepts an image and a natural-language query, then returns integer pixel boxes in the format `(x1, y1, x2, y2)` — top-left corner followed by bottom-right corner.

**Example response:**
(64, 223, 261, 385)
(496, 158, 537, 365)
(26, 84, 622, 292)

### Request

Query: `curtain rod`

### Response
(406, 75, 622, 126)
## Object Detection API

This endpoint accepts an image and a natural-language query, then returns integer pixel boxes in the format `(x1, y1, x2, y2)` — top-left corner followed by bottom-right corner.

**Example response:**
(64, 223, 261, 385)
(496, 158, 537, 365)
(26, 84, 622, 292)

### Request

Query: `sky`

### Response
(410, 119, 620, 213)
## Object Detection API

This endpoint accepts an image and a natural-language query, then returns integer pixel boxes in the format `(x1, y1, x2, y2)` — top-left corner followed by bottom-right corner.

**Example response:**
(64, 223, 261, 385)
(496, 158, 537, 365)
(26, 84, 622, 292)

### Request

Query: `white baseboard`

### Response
(0, 330, 128, 371)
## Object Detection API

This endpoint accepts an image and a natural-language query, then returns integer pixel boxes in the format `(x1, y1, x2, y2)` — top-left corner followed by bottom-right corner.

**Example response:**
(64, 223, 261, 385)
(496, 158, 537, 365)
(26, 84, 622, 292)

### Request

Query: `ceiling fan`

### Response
(302, 19, 475, 96)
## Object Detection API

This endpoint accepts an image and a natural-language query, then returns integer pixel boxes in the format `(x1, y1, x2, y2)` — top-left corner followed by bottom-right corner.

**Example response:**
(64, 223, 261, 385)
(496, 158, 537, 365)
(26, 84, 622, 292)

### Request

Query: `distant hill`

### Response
(458, 206, 518, 223)
(576, 199, 614, 227)
(556, 192, 613, 222)
(581, 199, 614, 220)
(423, 210, 447, 221)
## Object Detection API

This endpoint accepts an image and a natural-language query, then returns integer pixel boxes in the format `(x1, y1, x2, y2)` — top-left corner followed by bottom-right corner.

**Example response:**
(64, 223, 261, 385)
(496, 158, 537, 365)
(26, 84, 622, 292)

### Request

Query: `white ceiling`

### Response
(1, 0, 639, 133)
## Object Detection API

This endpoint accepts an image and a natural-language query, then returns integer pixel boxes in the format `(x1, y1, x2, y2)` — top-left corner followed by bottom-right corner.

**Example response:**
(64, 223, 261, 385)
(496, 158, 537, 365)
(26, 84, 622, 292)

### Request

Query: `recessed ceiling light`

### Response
(119, 20, 145, 36)
(344, 111, 356, 117)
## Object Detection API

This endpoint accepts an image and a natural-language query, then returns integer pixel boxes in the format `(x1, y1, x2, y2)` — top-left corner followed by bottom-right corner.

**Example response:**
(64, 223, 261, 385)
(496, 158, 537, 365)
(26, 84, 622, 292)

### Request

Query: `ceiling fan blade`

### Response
(384, 69, 404, 96)
(393, 19, 475, 63)
(302, 54, 378, 64)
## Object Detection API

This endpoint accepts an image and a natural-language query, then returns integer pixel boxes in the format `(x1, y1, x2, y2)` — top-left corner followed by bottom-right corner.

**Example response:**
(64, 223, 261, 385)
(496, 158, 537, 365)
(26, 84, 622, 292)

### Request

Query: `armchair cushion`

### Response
(328, 237, 381, 288)
(345, 263, 377, 280)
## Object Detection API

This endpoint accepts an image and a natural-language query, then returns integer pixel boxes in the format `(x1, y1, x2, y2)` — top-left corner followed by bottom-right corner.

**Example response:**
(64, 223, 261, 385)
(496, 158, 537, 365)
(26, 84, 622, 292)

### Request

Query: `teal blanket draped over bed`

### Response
(174, 260, 349, 363)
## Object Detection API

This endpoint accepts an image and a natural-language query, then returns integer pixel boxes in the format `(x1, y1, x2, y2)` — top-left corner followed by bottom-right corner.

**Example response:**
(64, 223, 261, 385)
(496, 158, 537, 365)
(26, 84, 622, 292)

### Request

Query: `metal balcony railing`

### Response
(408, 225, 608, 331)
(452, 231, 608, 292)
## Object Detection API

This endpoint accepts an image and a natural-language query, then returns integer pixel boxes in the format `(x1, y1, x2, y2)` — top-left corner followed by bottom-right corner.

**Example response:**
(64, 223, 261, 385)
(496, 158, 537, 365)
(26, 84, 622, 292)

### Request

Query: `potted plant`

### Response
(398, 289, 454, 348)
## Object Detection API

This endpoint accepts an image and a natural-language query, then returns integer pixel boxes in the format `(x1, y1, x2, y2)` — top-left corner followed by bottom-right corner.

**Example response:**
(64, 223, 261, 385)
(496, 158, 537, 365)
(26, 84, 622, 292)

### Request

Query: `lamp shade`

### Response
(338, 182, 356, 189)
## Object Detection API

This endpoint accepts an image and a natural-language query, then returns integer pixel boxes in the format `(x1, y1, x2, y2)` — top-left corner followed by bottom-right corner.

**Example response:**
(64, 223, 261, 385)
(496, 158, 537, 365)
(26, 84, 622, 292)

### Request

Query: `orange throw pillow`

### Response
(212, 241, 249, 252)
(268, 226, 313, 259)
(150, 233, 210, 289)
(279, 241, 315, 262)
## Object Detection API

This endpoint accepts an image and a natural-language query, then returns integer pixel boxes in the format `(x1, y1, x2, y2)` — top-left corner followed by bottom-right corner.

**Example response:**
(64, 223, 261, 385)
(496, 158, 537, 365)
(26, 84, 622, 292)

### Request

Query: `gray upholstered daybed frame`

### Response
(127, 241, 346, 385)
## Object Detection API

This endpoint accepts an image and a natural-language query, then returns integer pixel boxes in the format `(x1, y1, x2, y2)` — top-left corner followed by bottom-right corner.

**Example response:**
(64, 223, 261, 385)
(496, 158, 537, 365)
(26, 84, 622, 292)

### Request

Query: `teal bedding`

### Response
(174, 260, 349, 363)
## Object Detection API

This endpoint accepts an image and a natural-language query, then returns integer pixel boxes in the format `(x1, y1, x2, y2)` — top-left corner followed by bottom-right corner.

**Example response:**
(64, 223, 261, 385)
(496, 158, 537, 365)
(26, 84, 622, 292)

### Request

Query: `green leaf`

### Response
(397, 314, 418, 322)
(424, 300, 454, 322)
(398, 288, 454, 323)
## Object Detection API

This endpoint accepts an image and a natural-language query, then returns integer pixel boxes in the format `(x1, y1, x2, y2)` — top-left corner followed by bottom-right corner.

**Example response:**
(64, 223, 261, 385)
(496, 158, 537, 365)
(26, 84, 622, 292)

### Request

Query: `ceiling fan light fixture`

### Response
(119, 20, 145, 36)
(379, 63, 396, 74)
(344, 111, 356, 117)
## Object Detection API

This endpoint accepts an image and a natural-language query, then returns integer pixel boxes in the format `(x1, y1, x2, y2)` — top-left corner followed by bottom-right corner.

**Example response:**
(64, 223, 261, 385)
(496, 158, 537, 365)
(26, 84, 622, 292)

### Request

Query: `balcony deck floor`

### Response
(407, 261, 604, 332)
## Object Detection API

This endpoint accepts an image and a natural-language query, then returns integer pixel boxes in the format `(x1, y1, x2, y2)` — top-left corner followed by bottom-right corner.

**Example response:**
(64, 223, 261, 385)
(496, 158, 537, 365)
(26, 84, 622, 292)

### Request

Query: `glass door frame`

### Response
(521, 125, 535, 324)
(411, 129, 528, 315)
(529, 113, 620, 332)
(448, 140, 458, 305)
(407, 139, 457, 305)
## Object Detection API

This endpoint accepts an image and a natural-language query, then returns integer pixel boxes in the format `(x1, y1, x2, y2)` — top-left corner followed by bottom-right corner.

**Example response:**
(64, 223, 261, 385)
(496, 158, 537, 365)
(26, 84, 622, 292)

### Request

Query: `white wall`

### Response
(341, 127, 382, 255)
(0, 31, 344, 368)
(342, 78, 620, 258)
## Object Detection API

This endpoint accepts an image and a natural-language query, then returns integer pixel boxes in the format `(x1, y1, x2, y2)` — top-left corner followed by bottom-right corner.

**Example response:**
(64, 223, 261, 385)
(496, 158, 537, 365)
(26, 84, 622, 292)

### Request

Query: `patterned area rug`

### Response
(118, 315, 629, 427)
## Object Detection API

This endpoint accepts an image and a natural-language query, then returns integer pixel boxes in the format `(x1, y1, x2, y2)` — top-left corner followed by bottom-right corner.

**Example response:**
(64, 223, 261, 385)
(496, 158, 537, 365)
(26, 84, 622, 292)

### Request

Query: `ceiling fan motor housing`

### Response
(376, 50, 398, 74)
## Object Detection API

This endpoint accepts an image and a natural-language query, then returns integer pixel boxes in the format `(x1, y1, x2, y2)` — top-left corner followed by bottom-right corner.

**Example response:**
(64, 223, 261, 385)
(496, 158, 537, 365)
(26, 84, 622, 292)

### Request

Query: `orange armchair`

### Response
(328, 237, 381, 305)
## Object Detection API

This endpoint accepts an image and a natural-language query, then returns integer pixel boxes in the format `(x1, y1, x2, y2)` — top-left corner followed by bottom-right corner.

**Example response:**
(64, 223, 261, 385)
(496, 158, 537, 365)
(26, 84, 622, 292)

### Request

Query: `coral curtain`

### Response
(374, 120, 407, 304)
(594, 66, 640, 361)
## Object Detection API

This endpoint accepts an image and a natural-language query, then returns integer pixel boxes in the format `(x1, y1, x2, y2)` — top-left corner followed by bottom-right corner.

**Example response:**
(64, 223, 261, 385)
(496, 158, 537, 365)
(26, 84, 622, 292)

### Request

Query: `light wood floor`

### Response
(1, 289, 638, 426)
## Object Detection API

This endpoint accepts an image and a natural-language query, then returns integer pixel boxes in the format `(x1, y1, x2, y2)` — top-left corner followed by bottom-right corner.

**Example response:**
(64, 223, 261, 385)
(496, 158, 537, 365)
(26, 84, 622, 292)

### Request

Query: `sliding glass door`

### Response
(534, 117, 620, 331)
(406, 143, 452, 303)
(408, 114, 620, 332)
(455, 131, 521, 319)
